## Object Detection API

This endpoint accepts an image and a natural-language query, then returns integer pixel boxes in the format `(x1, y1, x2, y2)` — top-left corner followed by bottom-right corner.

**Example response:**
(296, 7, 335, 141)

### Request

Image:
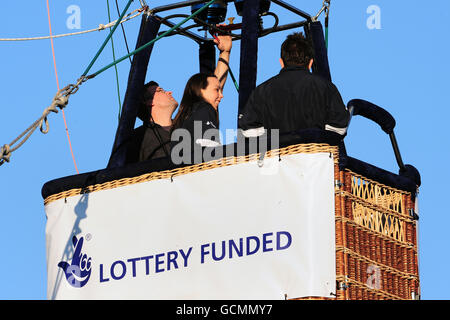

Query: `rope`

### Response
(46, 0, 79, 174)
(0, 79, 85, 166)
(106, 0, 123, 122)
(0, 9, 143, 42)
(1, 0, 216, 167)
(0, 1, 134, 166)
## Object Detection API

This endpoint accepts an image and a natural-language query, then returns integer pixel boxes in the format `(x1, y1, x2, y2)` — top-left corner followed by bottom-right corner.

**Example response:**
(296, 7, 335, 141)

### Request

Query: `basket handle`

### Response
(348, 99, 395, 134)
(347, 99, 421, 187)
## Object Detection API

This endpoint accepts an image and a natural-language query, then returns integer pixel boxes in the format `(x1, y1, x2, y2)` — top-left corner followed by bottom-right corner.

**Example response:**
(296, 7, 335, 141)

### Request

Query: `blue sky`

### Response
(0, 0, 448, 299)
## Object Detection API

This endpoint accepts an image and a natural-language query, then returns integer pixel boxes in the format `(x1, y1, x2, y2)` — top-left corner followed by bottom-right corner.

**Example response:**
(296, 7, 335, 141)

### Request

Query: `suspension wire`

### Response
(218, 58, 239, 92)
(0, 0, 216, 167)
(106, 0, 123, 122)
(313, 0, 331, 50)
(228, 67, 239, 92)
(115, 0, 133, 64)
(81, 0, 134, 77)
(0, 0, 132, 168)
(88, 0, 216, 79)
(45, 0, 79, 174)
(324, 0, 330, 50)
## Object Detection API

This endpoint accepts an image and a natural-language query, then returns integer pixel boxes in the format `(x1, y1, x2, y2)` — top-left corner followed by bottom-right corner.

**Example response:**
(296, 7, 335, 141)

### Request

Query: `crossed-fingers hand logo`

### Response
(58, 236, 92, 288)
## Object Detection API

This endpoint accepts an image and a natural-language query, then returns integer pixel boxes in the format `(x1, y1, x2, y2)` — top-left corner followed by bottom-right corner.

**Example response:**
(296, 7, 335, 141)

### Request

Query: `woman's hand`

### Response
(214, 24, 232, 53)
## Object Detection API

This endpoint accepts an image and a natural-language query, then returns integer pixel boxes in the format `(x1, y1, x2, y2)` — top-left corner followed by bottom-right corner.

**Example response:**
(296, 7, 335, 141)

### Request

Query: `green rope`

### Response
(81, 0, 134, 77)
(89, 0, 216, 79)
(325, 2, 330, 50)
(106, 0, 123, 122)
(228, 67, 239, 92)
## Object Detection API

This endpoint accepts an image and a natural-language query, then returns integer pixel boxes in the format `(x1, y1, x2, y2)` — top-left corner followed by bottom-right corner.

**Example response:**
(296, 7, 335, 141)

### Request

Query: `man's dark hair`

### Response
(137, 81, 159, 122)
(280, 32, 314, 67)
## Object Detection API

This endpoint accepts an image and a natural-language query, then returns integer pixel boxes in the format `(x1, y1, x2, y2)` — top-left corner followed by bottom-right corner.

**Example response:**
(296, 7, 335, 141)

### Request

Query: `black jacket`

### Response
(176, 101, 220, 146)
(126, 122, 172, 163)
(170, 101, 220, 164)
(238, 66, 349, 135)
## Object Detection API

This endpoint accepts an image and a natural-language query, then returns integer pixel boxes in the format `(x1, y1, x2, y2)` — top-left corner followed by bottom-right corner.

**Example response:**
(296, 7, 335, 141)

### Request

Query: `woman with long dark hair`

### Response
(172, 73, 223, 150)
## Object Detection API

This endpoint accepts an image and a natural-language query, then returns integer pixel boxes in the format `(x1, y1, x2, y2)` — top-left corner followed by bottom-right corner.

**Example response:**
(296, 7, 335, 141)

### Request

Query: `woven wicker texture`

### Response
(332, 168, 419, 300)
(44, 143, 338, 205)
(43, 143, 419, 300)
(296, 166, 419, 301)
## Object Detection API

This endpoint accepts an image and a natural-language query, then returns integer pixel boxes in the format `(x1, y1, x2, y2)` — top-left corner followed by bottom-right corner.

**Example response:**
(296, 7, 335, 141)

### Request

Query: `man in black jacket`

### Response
(126, 82, 176, 163)
(238, 32, 349, 137)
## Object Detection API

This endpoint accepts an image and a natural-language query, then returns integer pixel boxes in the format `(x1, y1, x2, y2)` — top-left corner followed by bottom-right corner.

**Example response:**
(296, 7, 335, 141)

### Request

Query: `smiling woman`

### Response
(201, 76, 224, 110)
(172, 73, 222, 151)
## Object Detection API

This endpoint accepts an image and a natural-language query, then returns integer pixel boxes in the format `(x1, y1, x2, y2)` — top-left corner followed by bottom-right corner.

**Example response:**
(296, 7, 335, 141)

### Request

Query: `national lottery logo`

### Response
(55, 231, 292, 288)
(58, 235, 92, 288)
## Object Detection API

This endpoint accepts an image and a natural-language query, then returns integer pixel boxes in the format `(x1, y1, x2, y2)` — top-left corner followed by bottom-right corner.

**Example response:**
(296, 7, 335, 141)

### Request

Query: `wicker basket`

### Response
(298, 162, 420, 300)
(332, 167, 419, 300)
(43, 143, 420, 300)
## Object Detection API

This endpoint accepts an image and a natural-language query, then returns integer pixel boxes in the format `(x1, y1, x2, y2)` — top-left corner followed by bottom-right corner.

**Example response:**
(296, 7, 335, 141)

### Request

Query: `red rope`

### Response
(46, 0, 79, 174)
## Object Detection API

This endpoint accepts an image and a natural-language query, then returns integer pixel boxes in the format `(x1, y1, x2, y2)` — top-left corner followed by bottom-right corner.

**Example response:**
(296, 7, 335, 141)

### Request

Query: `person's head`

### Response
(172, 73, 223, 129)
(137, 81, 178, 125)
(280, 32, 314, 70)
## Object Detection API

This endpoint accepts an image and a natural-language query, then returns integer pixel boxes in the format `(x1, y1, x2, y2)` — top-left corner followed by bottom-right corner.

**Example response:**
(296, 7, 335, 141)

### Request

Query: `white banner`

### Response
(45, 152, 336, 299)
